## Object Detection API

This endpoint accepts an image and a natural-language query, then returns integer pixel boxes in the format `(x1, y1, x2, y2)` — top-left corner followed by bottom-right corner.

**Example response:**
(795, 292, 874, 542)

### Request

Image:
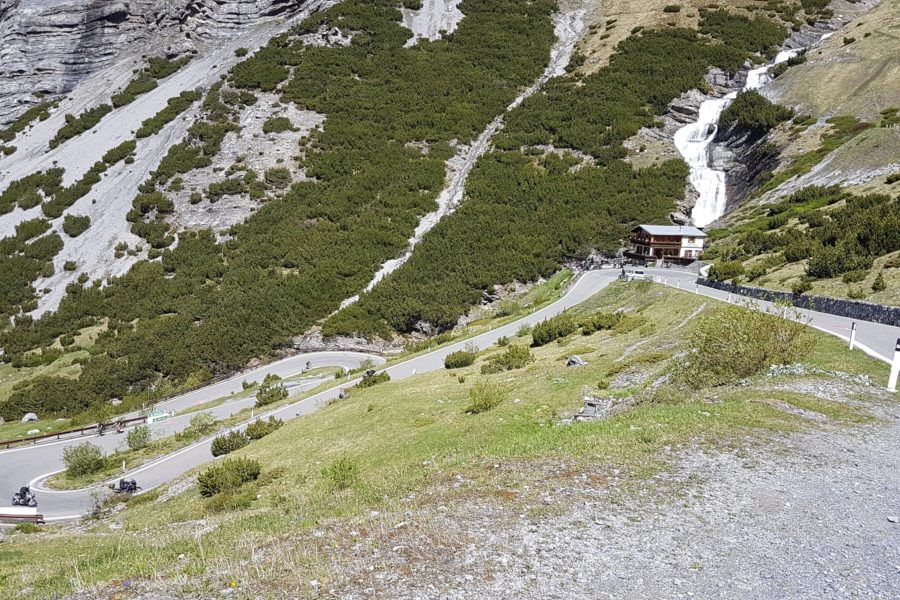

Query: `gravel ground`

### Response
(351, 385, 900, 600)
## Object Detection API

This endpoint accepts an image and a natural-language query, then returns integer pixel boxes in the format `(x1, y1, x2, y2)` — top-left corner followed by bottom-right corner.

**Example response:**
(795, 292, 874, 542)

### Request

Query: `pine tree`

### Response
(872, 270, 887, 292)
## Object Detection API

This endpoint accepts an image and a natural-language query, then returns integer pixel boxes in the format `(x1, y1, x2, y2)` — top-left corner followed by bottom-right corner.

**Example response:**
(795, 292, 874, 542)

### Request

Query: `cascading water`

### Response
(675, 48, 805, 227)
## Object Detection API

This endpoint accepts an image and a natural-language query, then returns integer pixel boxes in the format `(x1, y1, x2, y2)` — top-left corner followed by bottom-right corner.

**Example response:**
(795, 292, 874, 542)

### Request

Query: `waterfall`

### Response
(675, 46, 813, 227)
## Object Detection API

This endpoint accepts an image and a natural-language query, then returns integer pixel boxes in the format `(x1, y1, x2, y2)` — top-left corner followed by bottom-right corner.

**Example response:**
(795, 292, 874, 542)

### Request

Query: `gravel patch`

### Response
(342, 396, 900, 599)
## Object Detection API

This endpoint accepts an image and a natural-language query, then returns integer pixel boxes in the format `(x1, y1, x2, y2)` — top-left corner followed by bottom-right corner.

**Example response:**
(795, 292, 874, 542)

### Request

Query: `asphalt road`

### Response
(2, 267, 897, 520)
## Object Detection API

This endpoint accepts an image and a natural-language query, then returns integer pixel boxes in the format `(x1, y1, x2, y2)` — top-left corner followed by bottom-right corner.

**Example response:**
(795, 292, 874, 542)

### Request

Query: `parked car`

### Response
(631, 269, 647, 280)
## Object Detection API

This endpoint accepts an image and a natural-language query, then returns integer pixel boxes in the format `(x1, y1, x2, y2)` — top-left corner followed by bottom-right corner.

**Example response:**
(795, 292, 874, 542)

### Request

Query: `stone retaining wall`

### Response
(697, 278, 900, 327)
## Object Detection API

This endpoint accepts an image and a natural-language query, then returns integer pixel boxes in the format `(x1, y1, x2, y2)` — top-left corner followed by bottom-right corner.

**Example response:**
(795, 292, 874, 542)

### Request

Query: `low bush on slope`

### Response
(704, 186, 900, 292)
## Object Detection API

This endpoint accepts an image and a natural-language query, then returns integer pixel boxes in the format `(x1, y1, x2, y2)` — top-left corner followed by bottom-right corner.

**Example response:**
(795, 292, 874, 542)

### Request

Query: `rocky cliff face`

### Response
(711, 123, 779, 211)
(0, 0, 309, 125)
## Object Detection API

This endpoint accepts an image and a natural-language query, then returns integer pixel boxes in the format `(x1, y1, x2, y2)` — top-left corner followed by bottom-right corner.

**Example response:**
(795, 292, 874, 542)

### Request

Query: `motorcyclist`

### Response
(12, 486, 37, 507)
(109, 478, 139, 494)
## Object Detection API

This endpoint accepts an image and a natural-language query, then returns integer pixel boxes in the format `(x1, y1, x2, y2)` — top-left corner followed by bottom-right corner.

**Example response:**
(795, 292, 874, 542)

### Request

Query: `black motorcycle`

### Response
(108, 478, 140, 494)
(12, 486, 38, 507)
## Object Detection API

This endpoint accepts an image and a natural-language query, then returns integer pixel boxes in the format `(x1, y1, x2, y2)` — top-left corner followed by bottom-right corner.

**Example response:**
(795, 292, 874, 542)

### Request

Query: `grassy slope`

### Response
(766, 0, 900, 194)
(1, 281, 889, 597)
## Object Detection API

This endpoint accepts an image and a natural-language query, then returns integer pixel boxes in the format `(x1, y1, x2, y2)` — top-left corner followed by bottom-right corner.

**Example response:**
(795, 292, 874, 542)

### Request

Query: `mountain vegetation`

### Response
(0, 0, 561, 419)
(326, 12, 791, 337)
(703, 185, 900, 301)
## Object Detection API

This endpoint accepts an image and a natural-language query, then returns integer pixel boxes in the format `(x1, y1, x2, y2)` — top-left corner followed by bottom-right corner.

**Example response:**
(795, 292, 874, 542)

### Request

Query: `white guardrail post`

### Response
(848, 322, 857, 351)
(888, 338, 900, 393)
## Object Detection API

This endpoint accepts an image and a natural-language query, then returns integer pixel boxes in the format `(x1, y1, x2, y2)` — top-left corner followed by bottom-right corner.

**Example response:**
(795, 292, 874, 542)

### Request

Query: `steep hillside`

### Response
(0, 0, 321, 124)
(2, 281, 893, 597)
(0, 0, 894, 425)
(699, 0, 900, 303)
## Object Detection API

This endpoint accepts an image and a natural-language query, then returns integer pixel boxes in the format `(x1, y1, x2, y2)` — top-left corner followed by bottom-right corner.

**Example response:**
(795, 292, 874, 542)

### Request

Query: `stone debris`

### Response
(565, 355, 587, 367)
(560, 392, 635, 424)
(300, 25, 353, 47)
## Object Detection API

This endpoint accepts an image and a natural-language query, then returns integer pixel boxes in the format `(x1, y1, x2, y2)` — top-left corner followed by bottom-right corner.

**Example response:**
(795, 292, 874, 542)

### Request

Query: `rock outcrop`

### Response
(0, 0, 311, 125)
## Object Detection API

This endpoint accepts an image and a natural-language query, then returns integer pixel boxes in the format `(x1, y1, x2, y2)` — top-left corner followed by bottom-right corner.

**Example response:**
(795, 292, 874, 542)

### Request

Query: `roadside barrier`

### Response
(697, 278, 900, 327)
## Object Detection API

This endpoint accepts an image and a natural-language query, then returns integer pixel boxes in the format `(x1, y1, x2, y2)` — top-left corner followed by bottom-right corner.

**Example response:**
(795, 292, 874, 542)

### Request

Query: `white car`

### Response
(631, 269, 647, 280)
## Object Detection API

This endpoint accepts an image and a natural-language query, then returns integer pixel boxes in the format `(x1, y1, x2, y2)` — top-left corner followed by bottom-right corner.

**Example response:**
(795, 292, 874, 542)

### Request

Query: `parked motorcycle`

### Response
(108, 478, 140, 494)
(12, 486, 37, 507)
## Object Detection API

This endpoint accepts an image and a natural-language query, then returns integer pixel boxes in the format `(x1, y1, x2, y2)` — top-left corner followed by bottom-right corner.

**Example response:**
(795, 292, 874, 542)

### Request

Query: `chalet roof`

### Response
(633, 224, 707, 238)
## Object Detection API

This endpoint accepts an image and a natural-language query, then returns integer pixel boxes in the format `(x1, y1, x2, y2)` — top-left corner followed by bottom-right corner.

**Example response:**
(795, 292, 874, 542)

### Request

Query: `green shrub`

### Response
(112, 56, 191, 108)
(14, 522, 40, 534)
(207, 177, 245, 200)
(264, 167, 292, 189)
(806, 245, 872, 279)
(886, 173, 900, 185)
(62, 441, 106, 477)
(255, 374, 288, 407)
(848, 286, 867, 299)
(481, 345, 533, 374)
(136, 90, 202, 138)
(198, 457, 261, 496)
(102, 140, 137, 165)
(0, 101, 55, 143)
(49, 104, 113, 149)
(322, 457, 359, 491)
(15, 218, 50, 242)
(663, 4, 682, 12)
(211, 430, 250, 457)
(581, 311, 623, 334)
(444, 350, 476, 369)
(189, 412, 217, 436)
(719, 90, 793, 131)
(245, 416, 283, 440)
(872, 270, 886, 292)
(262, 117, 294, 134)
(126, 425, 152, 450)
(673, 304, 813, 388)
(235, 47, 249, 57)
(708, 260, 745, 282)
(463, 381, 505, 414)
(531, 313, 578, 347)
(62, 214, 91, 237)
(791, 277, 812, 295)
(357, 371, 390, 387)
(841, 269, 867, 284)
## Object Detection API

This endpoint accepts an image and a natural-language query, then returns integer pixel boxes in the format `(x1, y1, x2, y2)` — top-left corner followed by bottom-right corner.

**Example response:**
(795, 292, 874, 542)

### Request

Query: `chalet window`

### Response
(688, 237, 695, 243)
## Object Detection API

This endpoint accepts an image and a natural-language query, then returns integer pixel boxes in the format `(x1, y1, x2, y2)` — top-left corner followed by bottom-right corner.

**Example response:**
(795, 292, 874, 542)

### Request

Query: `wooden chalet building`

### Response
(627, 224, 706, 263)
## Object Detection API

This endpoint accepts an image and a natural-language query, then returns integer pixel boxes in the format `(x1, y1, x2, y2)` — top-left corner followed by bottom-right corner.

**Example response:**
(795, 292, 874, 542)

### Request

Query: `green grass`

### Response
(1, 281, 887, 596)
(756, 116, 872, 196)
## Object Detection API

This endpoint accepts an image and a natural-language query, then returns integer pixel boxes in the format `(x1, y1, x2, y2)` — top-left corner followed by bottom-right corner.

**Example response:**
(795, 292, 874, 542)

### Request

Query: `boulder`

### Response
(20, 412, 38, 423)
(566, 355, 587, 367)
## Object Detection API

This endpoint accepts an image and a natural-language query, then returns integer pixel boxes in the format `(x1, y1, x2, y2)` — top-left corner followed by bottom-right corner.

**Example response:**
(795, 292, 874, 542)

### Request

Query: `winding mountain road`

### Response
(1, 267, 897, 520)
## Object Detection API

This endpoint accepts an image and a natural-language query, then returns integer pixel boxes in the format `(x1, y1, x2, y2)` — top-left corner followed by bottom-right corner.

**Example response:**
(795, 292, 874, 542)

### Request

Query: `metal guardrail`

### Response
(0, 415, 147, 450)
